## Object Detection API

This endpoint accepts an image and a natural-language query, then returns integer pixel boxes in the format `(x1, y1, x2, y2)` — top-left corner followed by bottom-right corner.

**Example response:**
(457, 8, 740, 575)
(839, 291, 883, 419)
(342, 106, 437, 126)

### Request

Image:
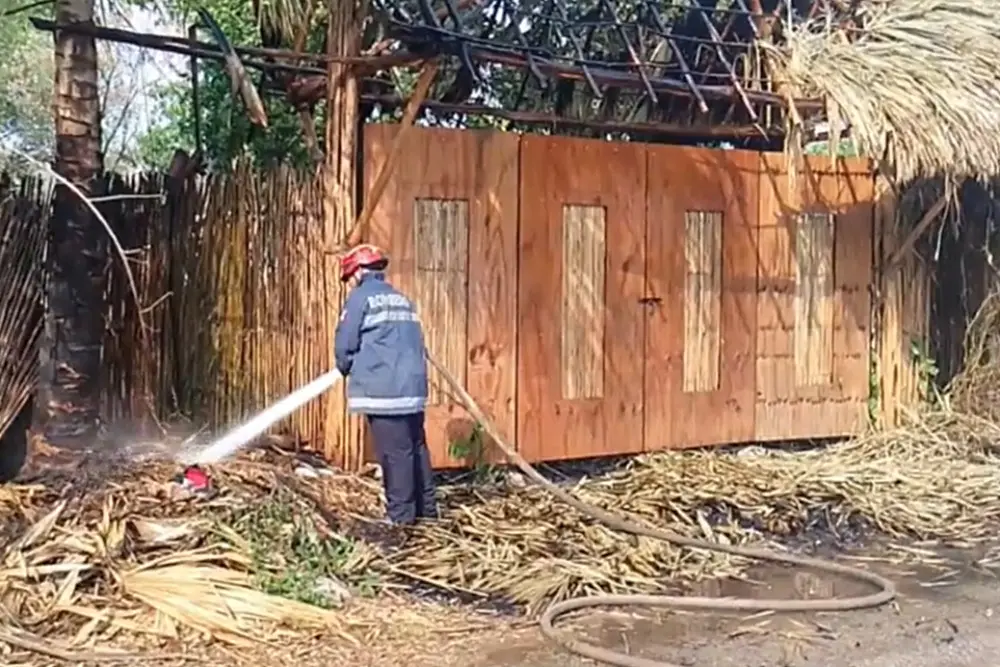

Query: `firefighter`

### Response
(334, 244, 439, 525)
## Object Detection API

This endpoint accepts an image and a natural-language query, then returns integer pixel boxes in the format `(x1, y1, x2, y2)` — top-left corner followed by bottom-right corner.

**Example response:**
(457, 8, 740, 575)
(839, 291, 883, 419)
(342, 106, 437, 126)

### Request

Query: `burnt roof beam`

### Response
(695, 7, 758, 122)
(549, 0, 601, 97)
(383, 10, 770, 58)
(665, 30, 710, 115)
(359, 92, 781, 139)
(463, 45, 821, 110)
(641, 5, 709, 116)
(500, 0, 548, 86)
(734, 0, 761, 37)
(30, 17, 335, 75)
(598, 0, 656, 103)
(682, 5, 741, 123)
(384, 19, 764, 110)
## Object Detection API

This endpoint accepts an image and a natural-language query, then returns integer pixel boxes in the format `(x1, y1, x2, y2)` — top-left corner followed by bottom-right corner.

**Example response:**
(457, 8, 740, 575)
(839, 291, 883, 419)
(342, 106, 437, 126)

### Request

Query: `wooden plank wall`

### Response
(645, 146, 759, 450)
(517, 136, 647, 461)
(362, 126, 874, 466)
(364, 125, 519, 467)
(756, 155, 873, 441)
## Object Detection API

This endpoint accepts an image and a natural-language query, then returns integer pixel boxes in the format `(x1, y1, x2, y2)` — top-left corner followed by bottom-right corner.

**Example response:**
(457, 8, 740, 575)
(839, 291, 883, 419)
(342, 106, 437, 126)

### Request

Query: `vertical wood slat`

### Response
(561, 204, 607, 400)
(645, 146, 758, 451)
(413, 198, 470, 406)
(518, 135, 646, 462)
(830, 169, 875, 428)
(876, 176, 929, 426)
(682, 210, 723, 393)
(757, 154, 873, 440)
(794, 212, 835, 385)
(464, 132, 520, 464)
(365, 125, 519, 468)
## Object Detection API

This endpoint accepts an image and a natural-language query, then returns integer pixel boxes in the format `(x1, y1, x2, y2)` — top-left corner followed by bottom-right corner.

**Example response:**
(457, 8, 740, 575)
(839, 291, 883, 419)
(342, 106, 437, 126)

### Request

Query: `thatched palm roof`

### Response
(765, 0, 1000, 184)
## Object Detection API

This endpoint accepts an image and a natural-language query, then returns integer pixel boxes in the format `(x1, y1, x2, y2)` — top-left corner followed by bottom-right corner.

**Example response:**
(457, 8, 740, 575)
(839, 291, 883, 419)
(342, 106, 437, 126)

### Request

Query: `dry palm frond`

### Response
(0, 453, 519, 660)
(0, 455, 381, 649)
(764, 0, 1000, 183)
(6, 410, 1000, 648)
(121, 558, 356, 646)
(253, 0, 317, 45)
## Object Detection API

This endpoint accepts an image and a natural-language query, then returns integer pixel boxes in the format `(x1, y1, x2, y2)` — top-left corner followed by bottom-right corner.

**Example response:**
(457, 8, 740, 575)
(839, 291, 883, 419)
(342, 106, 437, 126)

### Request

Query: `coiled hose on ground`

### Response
(426, 355, 897, 667)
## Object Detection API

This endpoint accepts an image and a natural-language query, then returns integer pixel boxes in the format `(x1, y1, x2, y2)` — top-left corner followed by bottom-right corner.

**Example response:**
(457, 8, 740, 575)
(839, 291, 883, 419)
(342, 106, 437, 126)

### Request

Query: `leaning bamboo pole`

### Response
(343, 61, 439, 248)
(875, 175, 932, 426)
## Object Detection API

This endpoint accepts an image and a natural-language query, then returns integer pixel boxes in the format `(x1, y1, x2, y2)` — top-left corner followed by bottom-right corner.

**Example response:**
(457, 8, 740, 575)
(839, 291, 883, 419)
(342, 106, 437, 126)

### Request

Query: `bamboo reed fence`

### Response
(150, 165, 346, 461)
(0, 166, 356, 466)
(0, 177, 47, 454)
(0, 140, 949, 470)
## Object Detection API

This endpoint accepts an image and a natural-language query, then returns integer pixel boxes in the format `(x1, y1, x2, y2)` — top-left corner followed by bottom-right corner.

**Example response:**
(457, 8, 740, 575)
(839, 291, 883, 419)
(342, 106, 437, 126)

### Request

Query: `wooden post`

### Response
(321, 0, 367, 470)
(884, 192, 947, 273)
(39, 0, 106, 457)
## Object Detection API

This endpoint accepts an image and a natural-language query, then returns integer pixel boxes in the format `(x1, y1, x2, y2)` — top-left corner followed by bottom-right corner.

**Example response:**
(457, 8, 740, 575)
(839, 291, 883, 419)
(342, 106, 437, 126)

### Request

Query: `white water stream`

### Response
(184, 369, 343, 465)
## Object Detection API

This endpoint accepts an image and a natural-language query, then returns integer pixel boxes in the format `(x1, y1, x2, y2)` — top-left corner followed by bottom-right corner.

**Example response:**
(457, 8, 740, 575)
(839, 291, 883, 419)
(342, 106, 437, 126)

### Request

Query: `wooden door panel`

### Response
(517, 136, 646, 461)
(644, 146, 759, 450)
(755, 155, 873, 440)
(364, 125, 519, 468)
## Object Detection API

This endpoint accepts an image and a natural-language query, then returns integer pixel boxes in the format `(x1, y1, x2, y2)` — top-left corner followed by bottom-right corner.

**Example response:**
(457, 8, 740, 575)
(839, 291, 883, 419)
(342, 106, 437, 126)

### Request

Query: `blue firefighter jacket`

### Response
(333, 271, 429, 415)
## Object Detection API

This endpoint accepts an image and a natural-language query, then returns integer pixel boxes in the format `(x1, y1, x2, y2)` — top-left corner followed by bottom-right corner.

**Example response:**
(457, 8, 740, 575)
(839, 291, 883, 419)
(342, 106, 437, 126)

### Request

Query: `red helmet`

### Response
(340, 243, 388, 282)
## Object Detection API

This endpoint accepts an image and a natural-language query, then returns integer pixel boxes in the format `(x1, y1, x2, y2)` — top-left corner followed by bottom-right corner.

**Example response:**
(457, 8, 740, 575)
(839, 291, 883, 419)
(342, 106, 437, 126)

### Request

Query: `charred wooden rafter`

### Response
(359, 93, 784, 138)
(368, 0, 845, 133)
(29, 17, 422, 75)
(31, 0, 850, 142)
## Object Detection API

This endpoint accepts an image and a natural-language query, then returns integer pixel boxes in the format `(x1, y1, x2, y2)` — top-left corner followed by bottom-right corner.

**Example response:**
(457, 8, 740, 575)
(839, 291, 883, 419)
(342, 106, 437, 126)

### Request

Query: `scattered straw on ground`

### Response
(5, 395, 1000, 657)
(390, 411, 1000, 613)
(0, 453, 388, 655)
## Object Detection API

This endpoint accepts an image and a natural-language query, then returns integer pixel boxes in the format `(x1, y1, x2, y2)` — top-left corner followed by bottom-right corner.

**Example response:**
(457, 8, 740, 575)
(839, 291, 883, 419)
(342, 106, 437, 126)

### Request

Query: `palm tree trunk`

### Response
(38, 0, 106, 449)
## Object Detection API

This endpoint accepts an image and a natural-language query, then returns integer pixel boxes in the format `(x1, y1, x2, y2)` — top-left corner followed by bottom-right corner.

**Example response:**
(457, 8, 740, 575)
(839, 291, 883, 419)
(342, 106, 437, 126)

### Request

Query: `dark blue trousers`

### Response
(367, 412, 438, 525)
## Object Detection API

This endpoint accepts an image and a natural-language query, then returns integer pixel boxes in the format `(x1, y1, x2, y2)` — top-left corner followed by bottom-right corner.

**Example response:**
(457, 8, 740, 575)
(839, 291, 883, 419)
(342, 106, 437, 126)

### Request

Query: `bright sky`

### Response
(106, 6, 186, 142)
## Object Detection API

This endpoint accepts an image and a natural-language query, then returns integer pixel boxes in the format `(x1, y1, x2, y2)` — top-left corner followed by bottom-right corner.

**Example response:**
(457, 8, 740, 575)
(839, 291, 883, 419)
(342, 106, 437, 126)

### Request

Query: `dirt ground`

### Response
(7, 543, 1000, 667)
(471, 551, 1000, 667)
(299, 542, 1000, 667)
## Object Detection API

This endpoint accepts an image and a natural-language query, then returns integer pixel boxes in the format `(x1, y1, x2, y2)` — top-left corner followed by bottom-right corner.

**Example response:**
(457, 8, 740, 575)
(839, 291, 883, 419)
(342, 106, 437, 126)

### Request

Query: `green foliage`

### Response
(910, 337, 943, 407)
(0, 2, 56, 158)
(222, 490, 381, 607)
(804, 138, 861, 158)
(137, 0, 314, 170)
(869, 337, 944, 425)
(448, 421, 501, 482)
(138, 77, 315, 170)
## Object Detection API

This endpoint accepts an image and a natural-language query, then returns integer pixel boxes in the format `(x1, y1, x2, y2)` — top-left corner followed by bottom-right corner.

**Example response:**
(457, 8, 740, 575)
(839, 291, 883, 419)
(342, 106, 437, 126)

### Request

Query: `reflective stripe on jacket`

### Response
(333, 272, 429, 415)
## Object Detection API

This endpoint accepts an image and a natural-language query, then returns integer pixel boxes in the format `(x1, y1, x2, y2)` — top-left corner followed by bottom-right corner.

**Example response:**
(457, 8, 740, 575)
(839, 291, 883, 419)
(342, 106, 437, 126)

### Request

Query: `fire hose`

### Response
(424, 354, 897, 667)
